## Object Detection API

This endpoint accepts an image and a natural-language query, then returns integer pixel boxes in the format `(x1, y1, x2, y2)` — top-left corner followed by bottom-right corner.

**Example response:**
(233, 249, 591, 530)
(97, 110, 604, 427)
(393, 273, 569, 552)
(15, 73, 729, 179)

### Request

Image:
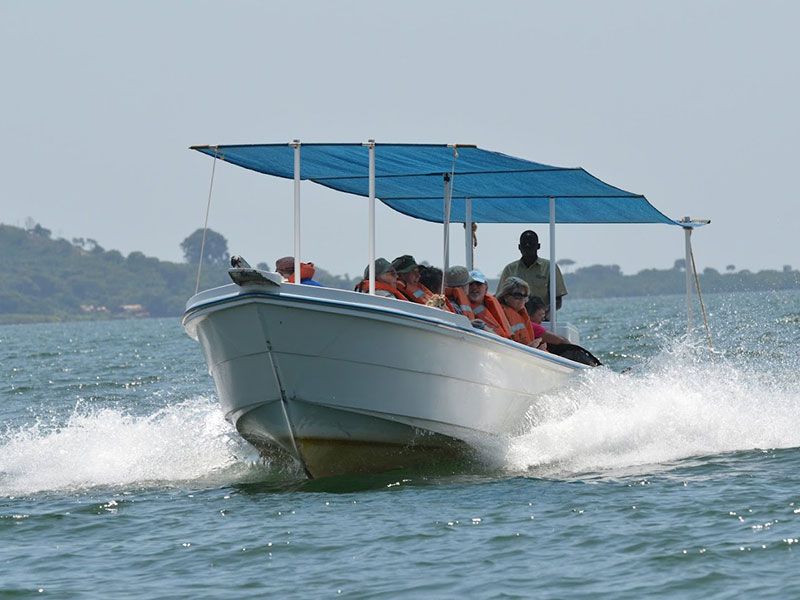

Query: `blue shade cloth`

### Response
(192, 143, 678, 225)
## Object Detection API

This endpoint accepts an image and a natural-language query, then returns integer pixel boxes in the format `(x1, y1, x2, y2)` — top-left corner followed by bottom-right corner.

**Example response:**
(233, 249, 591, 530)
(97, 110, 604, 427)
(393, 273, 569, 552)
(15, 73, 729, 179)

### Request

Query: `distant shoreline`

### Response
(4, 288, 799, 327)
(1, 223, 798, 325)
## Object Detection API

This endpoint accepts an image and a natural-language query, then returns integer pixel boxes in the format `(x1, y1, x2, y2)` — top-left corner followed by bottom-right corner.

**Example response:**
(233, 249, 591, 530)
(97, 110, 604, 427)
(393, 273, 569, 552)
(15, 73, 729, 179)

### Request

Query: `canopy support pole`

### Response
(679, 216, 713, 343)
(194, 147, 218, 295)
(367, 140, 376, 294)
(549, 196, 557, 332)
(442, 173, 452, 292)
(682, 217, 694, 333)
(464, 198, 473, 270)
(291, 140, 301, 284)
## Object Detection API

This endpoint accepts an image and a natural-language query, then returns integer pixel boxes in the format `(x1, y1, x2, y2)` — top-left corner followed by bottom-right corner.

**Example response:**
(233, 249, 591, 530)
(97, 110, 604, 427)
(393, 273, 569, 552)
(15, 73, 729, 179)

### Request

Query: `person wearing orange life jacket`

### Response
(496, 276, 546, 349)
(466, 269, 512, 339)
(391, 255, 435, 304)
(275, 256, 322, 286)
(418, 266, 455, 311)
(355, 258, 407, 300)
(443, 266, 475, 319)
(419, 265, 443, 296)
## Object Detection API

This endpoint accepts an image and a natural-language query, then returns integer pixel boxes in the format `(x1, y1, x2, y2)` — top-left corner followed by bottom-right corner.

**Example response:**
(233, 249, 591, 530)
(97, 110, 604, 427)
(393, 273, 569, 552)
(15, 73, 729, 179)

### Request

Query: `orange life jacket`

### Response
(400, 281, 434, 305)
(445, 287, 475, 320)
(355, 279, 408, 301)
(470, 293, 512, 339)
(502, 304, 537, 345)
(287, 262, 316, 283)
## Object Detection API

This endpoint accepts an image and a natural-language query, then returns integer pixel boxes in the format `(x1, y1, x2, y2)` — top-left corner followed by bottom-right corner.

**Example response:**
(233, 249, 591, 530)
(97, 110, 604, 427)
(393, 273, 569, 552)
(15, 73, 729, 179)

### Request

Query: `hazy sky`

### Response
(1, 1, 797, 278)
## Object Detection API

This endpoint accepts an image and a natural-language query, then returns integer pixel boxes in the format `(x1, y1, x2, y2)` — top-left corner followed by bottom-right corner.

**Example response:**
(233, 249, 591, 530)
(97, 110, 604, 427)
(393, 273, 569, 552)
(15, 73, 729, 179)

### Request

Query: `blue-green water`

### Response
(2, 291, 799, 597)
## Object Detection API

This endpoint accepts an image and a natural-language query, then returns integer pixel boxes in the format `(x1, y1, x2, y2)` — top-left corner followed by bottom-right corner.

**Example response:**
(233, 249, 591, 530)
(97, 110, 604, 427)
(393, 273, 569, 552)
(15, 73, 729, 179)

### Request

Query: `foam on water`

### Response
(3, 331, 798, 494)
(0, 397, 265, 497)
(506, 339, 800, 477)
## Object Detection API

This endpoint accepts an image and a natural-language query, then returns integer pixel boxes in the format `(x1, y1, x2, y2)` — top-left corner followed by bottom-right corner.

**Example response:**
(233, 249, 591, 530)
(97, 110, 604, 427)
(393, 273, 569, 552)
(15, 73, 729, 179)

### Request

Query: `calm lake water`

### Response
(2, 290, 799, 597)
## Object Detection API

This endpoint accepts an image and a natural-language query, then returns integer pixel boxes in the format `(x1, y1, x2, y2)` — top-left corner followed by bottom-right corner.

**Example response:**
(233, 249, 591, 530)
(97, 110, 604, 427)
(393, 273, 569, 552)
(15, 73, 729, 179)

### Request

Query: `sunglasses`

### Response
(509, 293, 529, 299)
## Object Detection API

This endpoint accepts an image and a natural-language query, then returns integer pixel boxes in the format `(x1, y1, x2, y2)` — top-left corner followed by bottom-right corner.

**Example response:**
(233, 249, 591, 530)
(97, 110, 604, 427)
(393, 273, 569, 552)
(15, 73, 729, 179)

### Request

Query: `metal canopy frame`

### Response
(193, 141, 710, 333)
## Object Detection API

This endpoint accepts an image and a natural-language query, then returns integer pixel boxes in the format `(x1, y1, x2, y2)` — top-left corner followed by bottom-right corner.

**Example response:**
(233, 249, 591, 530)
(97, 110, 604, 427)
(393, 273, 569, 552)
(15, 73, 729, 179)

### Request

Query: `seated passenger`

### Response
(419, 265, 443, 294)
(355, 258, 407, 300)
(466, 270, 512, 339)
(497, 277, 546, 349)
(527, 296, 601, 366)
(275, 256, 322, 286)
(444, 266, 474, 318)
(392, 255, 434, 304)
(527, 296, 571, 346)
(422, 274, 453, 312)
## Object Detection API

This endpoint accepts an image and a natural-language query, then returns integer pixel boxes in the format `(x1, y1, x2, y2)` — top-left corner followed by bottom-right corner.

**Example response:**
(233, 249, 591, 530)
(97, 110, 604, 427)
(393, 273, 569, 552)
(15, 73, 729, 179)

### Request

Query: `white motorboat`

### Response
(183, 274, 582, 477)
(182, 142, 704, 478)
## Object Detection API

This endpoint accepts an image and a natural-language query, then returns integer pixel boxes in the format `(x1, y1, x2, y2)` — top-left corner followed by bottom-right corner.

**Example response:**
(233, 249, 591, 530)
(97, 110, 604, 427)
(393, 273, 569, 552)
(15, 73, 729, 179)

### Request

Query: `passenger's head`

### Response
(391, 255, 420, 285)
(419, 265, 443, 293)
(497, 277, 530, 311)
(364, 258, 398, 286)
(275, 256, 294, 278)
(528, 296, 547, 323)
(518, 230, 540, 262)
(467, 269, 488, 304)
(444, 266, 470, 291)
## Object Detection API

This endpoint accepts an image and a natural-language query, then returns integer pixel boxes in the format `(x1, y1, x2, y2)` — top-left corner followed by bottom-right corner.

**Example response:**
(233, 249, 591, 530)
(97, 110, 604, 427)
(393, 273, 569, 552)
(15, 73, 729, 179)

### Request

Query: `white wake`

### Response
(506, 340, 800, 477)
(0, 397, 267, 496)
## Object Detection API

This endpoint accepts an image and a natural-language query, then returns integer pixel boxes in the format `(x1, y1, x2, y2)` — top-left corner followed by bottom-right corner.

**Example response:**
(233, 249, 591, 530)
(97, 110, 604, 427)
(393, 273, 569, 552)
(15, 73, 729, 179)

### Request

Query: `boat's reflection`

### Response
(232, 458, 503, 494)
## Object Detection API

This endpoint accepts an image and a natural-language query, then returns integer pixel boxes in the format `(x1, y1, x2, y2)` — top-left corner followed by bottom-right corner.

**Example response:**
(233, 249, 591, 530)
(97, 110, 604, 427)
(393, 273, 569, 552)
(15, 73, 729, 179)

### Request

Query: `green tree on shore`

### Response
(180, 229, 230, 265)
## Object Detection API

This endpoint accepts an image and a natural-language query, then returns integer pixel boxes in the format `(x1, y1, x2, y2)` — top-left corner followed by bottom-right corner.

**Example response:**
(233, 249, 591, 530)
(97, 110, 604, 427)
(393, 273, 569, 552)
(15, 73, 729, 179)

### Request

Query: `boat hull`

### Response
(183, 282, 582, 477)
(237, 399, 473, 478)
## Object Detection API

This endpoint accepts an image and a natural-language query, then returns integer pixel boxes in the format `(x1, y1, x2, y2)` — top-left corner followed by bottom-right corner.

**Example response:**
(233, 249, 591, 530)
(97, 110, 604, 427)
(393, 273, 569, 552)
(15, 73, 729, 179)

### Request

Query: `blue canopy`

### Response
(191, 143, 677, 225)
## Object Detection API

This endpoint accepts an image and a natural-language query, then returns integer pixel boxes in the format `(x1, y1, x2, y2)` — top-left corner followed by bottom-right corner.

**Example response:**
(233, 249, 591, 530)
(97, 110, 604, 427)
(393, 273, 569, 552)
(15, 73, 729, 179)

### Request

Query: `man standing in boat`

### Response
(496, 230, 567, 318)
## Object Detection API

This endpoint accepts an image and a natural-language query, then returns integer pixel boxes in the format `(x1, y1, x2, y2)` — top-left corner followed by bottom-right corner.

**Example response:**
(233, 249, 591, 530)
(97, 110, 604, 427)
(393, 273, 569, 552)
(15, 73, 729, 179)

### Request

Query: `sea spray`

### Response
(0, 397, 268, 496)
(506, 338, 800, 477)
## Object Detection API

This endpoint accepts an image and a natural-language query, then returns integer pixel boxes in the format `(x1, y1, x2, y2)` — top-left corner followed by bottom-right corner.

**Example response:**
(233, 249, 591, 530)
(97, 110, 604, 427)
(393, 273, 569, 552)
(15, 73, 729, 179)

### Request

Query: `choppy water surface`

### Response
(2, 291, 799, 597)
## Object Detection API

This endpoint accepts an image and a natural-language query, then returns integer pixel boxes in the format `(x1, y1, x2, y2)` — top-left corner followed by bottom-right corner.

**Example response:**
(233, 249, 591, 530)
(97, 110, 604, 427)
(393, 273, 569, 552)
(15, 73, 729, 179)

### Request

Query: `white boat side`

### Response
(182, 276, 584, 477)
